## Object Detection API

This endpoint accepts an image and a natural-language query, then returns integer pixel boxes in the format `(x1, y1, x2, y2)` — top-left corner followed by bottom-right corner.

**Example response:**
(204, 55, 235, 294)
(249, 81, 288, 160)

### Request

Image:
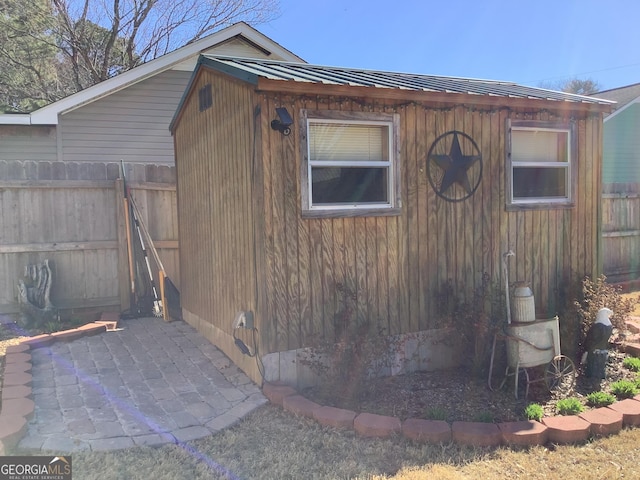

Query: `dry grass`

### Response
(65, 405, 640, 480)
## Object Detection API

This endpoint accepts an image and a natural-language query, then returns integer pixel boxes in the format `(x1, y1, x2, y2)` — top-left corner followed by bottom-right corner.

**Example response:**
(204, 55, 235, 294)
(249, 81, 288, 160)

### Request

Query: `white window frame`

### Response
(507, 119, 576, 210)
(300, 110, 401, 218)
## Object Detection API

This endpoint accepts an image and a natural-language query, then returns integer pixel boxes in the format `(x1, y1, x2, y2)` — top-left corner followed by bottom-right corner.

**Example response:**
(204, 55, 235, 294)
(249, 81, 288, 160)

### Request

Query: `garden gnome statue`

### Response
(581, 307, 614, 379)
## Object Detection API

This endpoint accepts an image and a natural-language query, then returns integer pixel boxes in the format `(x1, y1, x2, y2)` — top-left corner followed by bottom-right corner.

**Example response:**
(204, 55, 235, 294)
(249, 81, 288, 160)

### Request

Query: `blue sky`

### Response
(261, 0, 640, 92)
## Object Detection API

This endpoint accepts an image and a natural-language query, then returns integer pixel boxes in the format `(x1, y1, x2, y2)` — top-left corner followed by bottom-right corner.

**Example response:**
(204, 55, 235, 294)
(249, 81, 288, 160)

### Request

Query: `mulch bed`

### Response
(302, 348, 638, 423)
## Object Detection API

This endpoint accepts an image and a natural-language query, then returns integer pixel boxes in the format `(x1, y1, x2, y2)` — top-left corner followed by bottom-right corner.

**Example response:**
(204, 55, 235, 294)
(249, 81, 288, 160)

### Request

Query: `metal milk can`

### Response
(512, 282, 536, 323)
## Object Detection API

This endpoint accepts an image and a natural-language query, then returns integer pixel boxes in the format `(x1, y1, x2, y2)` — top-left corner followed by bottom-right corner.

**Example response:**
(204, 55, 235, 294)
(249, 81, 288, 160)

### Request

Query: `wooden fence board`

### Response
(0, 170, 179, 318)
(602, 185, 640, 282)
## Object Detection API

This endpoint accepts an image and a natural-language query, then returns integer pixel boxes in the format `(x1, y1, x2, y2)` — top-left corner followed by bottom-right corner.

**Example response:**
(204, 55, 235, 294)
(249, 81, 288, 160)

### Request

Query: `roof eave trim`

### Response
(603, 96, 640, 122)
(0, 114, 32, 125)
(21, 23, 302, 125)
(255, 78, 614, 114)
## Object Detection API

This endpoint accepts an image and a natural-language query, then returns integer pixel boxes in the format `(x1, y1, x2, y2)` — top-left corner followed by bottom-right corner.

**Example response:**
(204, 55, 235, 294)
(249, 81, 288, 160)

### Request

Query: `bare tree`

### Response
(538, 77, 602, 95)
(0, 0, 280, 112)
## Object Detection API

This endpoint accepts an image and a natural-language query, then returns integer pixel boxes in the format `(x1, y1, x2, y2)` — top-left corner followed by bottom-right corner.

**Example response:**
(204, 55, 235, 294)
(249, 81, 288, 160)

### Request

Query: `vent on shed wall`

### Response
(199, 84, 213, 112)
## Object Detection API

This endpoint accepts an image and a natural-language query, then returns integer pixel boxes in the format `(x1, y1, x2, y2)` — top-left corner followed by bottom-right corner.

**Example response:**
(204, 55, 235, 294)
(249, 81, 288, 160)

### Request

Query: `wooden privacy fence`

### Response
(0, 161, 179, 319)
(602, 183, 640, 283)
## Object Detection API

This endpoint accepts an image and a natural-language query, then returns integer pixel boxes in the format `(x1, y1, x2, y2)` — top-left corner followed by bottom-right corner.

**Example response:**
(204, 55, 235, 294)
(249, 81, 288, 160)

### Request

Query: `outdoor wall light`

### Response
(270, 107, 293, 136)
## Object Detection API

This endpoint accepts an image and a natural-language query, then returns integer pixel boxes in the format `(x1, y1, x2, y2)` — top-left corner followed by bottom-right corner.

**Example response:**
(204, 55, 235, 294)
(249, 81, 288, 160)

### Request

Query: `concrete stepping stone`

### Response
(579, 407, 623, 436)
(498, 420, 548, 446)
(262, 383, 297, 405)
(282, 395, 321, 418)
(608, 399, 640, 426)
(542, 415, 591, 444)
(1, 385, 32, 401)
(0, 415, 27, 454)
(452, 421, 502, 447)
(1, 398, 35, 421)
(5, 353, 30, 364)
(313, 406, 356, 429)
(4, 362, 31, 374)
(354, 412, 401, 438)
(6, 344, 30, 355)
(3, 372, 32, 387)
(21, 335, 54, 349)
(402, 418, 451, 443)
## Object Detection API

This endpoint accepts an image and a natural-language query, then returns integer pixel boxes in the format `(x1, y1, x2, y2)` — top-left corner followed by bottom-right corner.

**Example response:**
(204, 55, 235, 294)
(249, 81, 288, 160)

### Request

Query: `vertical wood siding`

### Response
(258, 95, 603, 354)
(174, 70, 259, 349)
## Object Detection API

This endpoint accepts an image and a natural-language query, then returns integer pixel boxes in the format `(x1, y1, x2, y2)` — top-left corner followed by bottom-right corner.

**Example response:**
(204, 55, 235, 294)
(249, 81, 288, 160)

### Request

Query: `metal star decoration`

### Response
(427, 131, 482, 202)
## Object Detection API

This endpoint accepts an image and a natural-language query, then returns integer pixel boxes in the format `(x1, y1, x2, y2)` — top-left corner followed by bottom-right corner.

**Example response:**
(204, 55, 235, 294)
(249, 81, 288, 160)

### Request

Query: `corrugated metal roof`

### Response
(200, 55, 616, 106)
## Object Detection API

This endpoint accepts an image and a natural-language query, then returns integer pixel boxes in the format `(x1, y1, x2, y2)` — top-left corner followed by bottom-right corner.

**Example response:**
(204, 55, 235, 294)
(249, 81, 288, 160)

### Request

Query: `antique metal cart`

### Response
(488, 251, 576, 399)
(488, 316, 576, 399)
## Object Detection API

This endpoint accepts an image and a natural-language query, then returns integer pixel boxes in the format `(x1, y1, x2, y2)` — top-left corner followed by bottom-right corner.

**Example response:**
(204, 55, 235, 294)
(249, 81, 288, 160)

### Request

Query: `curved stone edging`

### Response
(0, 314, 119, 454)
(262, 382, 640, 447)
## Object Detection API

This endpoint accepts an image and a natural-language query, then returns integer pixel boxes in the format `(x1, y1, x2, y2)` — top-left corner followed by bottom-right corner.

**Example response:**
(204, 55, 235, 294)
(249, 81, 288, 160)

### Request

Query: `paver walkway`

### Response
(17, 317, 267, 452)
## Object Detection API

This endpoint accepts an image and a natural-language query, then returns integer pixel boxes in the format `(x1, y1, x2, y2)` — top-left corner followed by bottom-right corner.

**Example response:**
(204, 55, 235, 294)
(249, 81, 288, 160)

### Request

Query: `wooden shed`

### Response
(170, 56, 613, 386)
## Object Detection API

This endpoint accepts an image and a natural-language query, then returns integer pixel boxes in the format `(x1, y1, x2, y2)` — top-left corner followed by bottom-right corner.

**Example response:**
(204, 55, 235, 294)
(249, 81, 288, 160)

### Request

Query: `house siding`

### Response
(603, 104, 640, 184)
(58, 41, 279, 165)
(60, 70, 190, 164)
(0, 126, 57, 163)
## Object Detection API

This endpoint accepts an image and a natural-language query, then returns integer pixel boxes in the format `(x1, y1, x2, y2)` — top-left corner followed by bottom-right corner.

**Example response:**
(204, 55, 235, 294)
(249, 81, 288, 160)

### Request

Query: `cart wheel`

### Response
(544, 355, 576, 395)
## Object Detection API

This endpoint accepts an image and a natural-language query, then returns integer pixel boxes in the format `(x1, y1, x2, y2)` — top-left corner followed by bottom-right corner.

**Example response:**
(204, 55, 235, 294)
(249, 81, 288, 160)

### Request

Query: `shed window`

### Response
(301, 110, 400, 217)
(507, 120, 574, 209)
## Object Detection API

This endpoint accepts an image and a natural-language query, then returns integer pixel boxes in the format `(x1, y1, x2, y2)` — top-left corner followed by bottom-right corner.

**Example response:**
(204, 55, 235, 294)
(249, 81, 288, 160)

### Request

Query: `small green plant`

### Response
(623, 356, 640, 372)
(524, 403, 544, 422)
(473, 411, 494, 423)
(555, 398, 585, 415)
(586, 391, 616, 407)
(610, 380, 639, 399)
(425, 407, 447, 421)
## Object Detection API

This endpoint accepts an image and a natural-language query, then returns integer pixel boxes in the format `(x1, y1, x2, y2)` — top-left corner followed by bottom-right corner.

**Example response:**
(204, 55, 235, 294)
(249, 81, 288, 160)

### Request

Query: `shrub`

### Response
(586, 391, 616, 407)
(575, 275, 636, 342)
(425, 407, 447, 421)
(433, 273, 505, 377)
(299, 282, 401, 402)
(623, 357, 640, 372)
(558, 275, 637, 361)
(610, 380, 639, 399)
(473, 411, 494, 423)
(555, 398, 585, 415)
(524, 403, 544, 422)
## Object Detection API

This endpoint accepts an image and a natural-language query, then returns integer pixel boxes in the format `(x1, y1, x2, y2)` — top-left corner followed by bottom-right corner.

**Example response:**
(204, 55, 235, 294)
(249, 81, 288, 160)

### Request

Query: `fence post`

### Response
(115, 178, 131, 312)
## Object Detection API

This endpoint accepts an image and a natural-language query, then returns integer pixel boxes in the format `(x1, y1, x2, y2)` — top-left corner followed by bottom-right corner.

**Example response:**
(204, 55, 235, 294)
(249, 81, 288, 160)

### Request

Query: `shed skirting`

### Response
(183, 308, 464, 388)
(262, 329, 463, 389)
